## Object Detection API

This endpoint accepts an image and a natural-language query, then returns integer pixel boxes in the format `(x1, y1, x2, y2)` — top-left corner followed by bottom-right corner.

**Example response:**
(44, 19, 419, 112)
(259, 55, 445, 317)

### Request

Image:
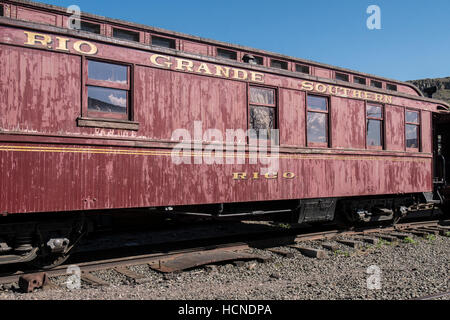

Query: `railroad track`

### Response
(1, 219, 449, 294)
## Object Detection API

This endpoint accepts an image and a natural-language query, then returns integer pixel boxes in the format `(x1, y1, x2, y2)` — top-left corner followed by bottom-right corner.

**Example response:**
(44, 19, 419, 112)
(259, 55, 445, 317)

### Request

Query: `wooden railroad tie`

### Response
(374, 234, 397, 242)
(266, 248, 295, 258)
(415, 228, 440, 235)
(336, 239, 363, 249)
(321, 243, 339, 252)
(289, 245, 328, 259)
(423, 226, 450, 236)
(114, 266, 150, 284)
(379, 232, 411, 240)
(80, 272, 110, 287)
(405, 230, 429, 237)
(355, 237, 379, 245)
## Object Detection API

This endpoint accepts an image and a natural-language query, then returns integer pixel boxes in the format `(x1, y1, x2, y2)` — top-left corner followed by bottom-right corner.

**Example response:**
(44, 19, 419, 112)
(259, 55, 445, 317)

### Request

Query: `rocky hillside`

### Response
(408, 77, 450, 103)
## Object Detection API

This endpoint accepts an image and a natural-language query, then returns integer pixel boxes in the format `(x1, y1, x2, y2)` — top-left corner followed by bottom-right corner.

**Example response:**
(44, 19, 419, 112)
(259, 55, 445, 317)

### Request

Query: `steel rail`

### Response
(0, 219, 447, 286)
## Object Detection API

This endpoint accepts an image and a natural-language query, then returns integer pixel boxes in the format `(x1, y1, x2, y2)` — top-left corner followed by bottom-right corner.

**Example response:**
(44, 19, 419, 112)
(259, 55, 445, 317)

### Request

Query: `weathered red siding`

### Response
(421, 111, 432, 153)
(0, 44, 81, 133)
(182, 41, 209, 56)
(385, 105, 405, 151)
(279, 89, 305, 147)
(0, 143, 433, 214)
(16, 7, 57, 26)
(134, 67, 247, 141)
(314, 67, 332, 79)
(331, 97, 365, 149)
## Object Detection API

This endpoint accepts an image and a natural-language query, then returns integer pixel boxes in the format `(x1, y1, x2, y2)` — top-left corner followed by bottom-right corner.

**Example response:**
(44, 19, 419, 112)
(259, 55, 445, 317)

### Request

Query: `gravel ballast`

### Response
(0, 234, 448, 300)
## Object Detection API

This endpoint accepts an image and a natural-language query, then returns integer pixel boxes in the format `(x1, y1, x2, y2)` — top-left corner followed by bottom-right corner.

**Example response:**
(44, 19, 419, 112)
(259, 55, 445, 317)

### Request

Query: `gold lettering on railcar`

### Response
(175, 58, 194, 72)
(233, 172, 296, 180)
(149, 54, 265, 84)
(73, 40, 98, 55)
(55, 37, 70, 52)
(300, 80, 393, 104)
(196, 63, 212, 75)
(24, 31, 52, 48)
(24, 31, 98, 55)
(150, 54, 173, 68)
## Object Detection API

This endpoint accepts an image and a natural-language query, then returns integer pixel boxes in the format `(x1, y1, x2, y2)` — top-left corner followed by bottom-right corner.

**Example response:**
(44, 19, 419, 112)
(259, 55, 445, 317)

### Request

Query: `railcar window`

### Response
(113, 28, 140, 42)
(88, 61, 127, 83)
(87, 87, 127, 114)
(405, 110, 420, 150)
(307, 95, 329, 146)
(270, 59, 288, 70)
(370, 80, 382, 89)
(354, 76, 366, 85)
(0, 5, 4, 16)
(86, 60, 130, 119)
(242, 54, 263, 65)
(335, 72, 349, 82)
(249, 86, 277, 140)
(217, 48, 237, 60)
(253, 56, 264, 65)
(151, 36, 176, 49)
(296, 64, 310, 74)
(387, 84, 397, 91)
(80, 21, 101, 34)
(366, 104, 384, 149)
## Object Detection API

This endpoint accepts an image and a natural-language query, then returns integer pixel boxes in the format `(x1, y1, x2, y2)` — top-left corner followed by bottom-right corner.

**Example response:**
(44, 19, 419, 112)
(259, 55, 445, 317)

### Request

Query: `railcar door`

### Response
(433, 112, 450, 206)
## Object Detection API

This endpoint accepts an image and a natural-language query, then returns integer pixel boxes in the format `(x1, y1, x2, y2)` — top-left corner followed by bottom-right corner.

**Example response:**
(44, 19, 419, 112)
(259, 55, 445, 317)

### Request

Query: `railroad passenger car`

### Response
(0, 0, 449, 267)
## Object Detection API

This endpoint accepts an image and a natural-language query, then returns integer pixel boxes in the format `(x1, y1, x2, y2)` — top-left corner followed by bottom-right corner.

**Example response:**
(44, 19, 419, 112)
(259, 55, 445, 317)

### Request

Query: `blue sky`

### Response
(38, 0, 450, 81)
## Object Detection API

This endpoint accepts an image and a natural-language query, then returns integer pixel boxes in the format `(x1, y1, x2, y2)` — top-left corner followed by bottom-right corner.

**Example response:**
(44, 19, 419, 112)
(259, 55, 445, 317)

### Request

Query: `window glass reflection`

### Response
(88, 86, 127, 114)
(367, 105, 382, 118)
(88, 61, 128, 84)
(308, 95, 327, 111)
(406, 124, 419, 148)
(367, 119, 382, 146)
(307, 112, 327, 143)
(406, 111, 419, 124)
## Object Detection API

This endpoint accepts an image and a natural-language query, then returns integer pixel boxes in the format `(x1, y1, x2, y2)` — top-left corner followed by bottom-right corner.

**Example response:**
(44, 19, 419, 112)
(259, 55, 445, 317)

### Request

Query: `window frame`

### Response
(365, 103, 385, 150)
(387, 83, 398, 91)
(112, 26, 141, 43)
(335, 72, 350, 82)
(405, 109, 421, 152)
(216, 48, 238, 61)
(151, 35, 176, 49)
(306, 94, 330, 148)
(370, 79, 383, 89)
(79, 20, 102, 34)
(247, 85, 279, 142)
(82, 58, 133, 122)
(295, 64, 310, 75)
(270, 59, 289, 70)
(354, 76, 367, 85)
(242, 53, 264, 65)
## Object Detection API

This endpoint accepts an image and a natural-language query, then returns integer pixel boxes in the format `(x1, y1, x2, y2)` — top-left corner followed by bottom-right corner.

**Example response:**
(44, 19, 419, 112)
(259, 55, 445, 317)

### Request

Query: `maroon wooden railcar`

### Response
(0, 0, 449, 267)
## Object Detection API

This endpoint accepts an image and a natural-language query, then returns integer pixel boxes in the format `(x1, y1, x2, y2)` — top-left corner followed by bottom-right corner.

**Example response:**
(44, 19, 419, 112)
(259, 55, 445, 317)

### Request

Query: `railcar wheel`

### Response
(27, 216, 87, 270)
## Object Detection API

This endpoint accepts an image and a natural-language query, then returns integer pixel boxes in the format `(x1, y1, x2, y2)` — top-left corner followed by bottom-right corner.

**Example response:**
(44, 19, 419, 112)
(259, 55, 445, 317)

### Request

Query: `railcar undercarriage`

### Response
(0, 191, 446, 269)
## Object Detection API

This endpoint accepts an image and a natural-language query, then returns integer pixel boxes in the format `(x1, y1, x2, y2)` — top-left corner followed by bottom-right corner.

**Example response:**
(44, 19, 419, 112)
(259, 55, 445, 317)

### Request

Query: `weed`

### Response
(334, 250, 350, 257)
(375, 239, 391, 248)
(403, 237, 417, 244)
